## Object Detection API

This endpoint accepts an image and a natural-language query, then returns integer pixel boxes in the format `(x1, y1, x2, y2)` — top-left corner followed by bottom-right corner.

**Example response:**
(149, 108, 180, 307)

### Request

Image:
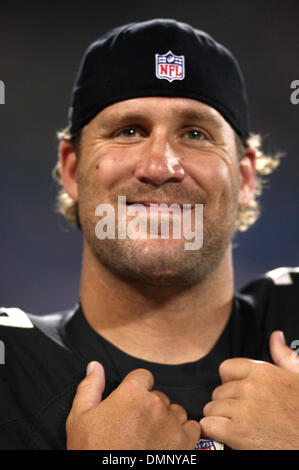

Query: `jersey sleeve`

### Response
(0, 307, 40, 448)
(0, 306, 83, 449)
(261, 267, 299, 362)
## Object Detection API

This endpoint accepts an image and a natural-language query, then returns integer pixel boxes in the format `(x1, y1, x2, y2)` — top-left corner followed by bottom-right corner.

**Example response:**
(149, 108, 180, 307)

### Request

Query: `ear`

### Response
(59, 140, 79, 202)
(238, 147, 256, 207)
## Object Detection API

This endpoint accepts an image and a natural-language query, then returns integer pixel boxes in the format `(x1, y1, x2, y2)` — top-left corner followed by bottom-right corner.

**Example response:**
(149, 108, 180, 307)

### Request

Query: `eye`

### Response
(120, 128, 138, 137)
(114, 127, 144, 139)
(184, 129, 205, 140)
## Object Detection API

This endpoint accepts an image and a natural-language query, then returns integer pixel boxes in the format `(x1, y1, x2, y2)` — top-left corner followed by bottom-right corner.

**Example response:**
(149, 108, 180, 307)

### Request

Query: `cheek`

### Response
(185, 157, 234, 199)
(82, 148, 134, 192)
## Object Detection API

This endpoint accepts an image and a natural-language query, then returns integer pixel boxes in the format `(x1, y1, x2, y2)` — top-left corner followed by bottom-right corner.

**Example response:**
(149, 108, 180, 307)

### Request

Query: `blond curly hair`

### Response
(53, 127, 282, 232)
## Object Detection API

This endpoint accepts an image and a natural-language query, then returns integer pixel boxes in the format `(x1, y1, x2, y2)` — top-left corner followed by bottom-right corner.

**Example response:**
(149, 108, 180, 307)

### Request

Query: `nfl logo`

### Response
(194, 439, 224, 450)
(155, 51, 185, 82)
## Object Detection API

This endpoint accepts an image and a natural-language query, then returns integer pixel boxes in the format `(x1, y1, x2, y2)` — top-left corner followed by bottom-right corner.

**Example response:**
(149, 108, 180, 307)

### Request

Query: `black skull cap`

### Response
(68, 18, 249, 140)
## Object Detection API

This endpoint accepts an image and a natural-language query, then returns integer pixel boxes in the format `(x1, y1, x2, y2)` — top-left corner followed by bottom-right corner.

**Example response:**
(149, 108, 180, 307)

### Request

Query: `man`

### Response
(0, 19, 298, 451)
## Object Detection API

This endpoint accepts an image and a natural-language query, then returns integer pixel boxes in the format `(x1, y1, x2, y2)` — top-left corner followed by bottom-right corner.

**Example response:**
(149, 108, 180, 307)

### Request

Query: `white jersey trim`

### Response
(266, 267, 299, 285)
(0, 307, 34, 328)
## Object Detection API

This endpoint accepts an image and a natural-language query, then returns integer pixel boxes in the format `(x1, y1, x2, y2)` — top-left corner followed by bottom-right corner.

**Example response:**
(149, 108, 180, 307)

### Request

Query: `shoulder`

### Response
(0, 306, 74, 348)
(263, 267, 299, 330)
(238, 267, 299, 347)
(264, 266, 299, 287)
(0, 306, 84, 449)
(0, 305, 82, 379)
(0, 303, 84, 394)
(0, 307, 35, 329)
(238, 266, 299, 302)
(236, 266, 299, 324)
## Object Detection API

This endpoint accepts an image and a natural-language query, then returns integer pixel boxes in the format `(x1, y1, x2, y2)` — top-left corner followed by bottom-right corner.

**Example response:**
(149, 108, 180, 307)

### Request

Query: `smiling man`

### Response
(0, 19, 298, 451)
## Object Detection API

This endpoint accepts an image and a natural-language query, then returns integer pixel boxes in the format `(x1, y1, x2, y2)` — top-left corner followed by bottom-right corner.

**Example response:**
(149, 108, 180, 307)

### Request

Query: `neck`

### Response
(80, 241, 234, 364)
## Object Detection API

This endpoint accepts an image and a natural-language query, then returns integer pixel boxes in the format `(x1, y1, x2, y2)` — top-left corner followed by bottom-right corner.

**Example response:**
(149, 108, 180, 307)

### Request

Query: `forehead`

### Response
(89, 96, 230, 130)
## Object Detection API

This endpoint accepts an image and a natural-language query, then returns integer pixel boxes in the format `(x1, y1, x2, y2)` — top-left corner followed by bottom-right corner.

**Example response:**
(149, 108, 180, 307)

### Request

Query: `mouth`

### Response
(126, 200, 193, 212)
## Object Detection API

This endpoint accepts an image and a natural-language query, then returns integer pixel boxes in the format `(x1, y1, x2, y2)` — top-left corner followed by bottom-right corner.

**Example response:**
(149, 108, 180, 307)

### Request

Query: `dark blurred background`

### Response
(0, 0, 298, 314)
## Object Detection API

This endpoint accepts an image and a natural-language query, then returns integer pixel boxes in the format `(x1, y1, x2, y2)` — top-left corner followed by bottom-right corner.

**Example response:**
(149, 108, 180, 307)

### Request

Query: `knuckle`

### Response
(250, 360, 274, 381)
(170, 402, 185, 412)
(134, 367, 152, 375)
(218, 358, 236, 378)
(149, 392, 166, 413)
(121, 378, 143, 396)
(169, 403, 187, 419)
(187, 419, 201, 434)
(211, 385, 221, 400)
(251, 359, 268, 370)
(152, 390, 169, 404)
(183, 420, 201, 445)
(257, 360, 272, 374)
(218, 359, 229, 376)
(240, 379, 256, 395)
(200, 416, 214, 435)
(202, 401, 213, 416)
(133, 368, 154, 382)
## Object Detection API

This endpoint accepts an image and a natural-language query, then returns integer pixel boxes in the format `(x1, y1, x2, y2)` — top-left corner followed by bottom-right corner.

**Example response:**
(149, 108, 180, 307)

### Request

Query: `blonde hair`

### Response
(53, 127, 282, 232)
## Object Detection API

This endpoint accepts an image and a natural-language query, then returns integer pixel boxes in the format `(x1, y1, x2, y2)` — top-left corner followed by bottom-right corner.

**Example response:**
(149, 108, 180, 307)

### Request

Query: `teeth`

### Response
(126, 203, 193, 209)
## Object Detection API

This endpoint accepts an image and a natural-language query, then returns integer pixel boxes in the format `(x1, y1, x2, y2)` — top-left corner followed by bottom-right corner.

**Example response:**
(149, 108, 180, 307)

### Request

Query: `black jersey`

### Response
(0, 267, 298, 450)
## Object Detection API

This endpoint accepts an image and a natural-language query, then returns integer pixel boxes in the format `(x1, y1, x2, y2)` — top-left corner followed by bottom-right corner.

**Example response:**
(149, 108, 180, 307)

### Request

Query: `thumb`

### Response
(269, 331, 299, 373)
(71, 361, 106, 415)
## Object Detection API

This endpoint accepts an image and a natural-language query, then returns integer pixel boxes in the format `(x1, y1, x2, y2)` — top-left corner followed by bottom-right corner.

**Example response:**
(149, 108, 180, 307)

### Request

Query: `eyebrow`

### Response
(176, 109, 223, 128)
(99, 113, 148, 130)
(99, 108, 223, 129)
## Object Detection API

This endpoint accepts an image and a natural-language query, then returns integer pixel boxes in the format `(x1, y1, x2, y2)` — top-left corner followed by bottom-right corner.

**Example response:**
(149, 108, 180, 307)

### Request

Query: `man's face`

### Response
(75, 97, 247, 286)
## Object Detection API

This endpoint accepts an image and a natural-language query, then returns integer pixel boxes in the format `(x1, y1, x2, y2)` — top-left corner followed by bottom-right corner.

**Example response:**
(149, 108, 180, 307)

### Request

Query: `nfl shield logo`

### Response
(195, 439, 224, 450)
(155, 51, 185, 82)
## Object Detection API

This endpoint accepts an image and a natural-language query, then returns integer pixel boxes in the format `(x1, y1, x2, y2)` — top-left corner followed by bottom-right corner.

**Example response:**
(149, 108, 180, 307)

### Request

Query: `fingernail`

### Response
(86, 361, 96, 376)
(279, 331, 286, 344)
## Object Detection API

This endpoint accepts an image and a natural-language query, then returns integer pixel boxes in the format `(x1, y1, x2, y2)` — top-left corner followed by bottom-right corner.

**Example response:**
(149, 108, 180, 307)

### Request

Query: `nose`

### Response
(133, 134, 185, 185)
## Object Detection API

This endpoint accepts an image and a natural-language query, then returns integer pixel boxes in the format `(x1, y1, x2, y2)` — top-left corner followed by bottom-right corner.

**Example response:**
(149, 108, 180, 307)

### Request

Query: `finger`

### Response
(203, 398, 237, 419)
(182, 420, 201, 447)
(269, 330, 299, 374)
(121, 368, 155, 391)
(219, 357, 263, 383)
(200, 416, 233, 444)
(152, 390, 171, 407)
(71, 361, 106, 415)
(212, 380, 243, 400)
(168, 403, 188, 424)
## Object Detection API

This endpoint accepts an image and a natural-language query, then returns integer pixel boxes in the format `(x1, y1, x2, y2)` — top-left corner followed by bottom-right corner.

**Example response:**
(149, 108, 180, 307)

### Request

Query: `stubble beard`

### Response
(78, 193, 239, 288)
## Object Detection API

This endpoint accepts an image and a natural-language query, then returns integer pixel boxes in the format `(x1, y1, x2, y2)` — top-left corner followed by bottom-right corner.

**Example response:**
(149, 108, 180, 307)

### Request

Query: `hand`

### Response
(66, 362, 200, 450)
(200, 331, 299, 449)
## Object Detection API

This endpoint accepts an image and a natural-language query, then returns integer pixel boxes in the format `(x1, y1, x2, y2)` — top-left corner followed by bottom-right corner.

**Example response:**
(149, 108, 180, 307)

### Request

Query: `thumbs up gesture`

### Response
(200, 331, 299, 449)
